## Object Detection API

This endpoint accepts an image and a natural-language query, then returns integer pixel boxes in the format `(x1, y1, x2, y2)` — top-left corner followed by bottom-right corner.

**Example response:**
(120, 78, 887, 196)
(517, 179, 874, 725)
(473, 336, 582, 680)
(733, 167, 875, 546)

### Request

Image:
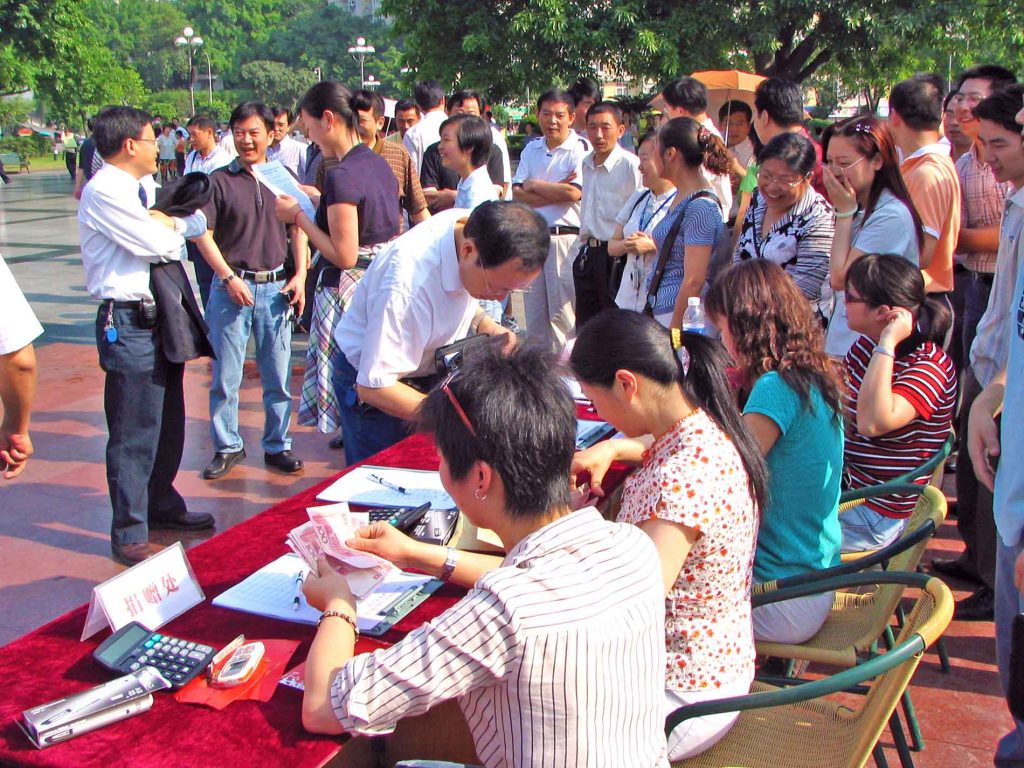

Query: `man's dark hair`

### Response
(661, 77, 707, 114)
(230, 101, 275, 131)
(889, 73, 945, 131)
(448, 89, 485, 114)
(569, 78, 600, 108)
(92, 105, 153, 159)
(586, 101, 623, 125)
(395, 98, 419, 115)
(439, 114, 493, 167)
(536, 89, 575, 112)
(954, 65, 1017, 96)
(351, 88, 385, 120)
(271, 106, 292, 123)
(465, 200, 550, 271)
(187, 115, 218, 133)
(718, 100, 752, 123)
(975, 83, 1024, 135)
(419, 344, 574, 521)
(413, 80, 445, 111)
(754, 78, 804, 127)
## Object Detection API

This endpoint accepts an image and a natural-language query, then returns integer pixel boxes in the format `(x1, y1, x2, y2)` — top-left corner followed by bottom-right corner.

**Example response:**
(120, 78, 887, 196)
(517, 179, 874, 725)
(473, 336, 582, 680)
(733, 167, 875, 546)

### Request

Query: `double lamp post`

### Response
(174, 26, 213, 116)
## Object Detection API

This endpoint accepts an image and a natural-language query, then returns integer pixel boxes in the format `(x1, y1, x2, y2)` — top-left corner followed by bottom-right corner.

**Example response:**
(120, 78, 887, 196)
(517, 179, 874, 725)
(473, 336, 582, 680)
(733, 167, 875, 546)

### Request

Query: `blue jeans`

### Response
(206, 277, 293, 454)
(334, 352, 409, 466)
(996, 532, 1024, 766)
(96, 305, 187, 545)
(839, 503, 905, 553)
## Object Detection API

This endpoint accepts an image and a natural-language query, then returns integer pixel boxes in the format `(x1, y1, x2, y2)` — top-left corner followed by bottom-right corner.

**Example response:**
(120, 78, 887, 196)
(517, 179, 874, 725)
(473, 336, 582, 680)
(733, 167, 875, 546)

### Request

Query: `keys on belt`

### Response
(232, 266, 285, 283)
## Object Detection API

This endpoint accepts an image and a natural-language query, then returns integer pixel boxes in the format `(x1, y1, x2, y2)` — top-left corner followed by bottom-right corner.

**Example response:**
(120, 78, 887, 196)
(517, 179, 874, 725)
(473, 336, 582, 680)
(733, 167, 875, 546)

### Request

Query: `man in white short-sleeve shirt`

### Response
(0, 253, 42, 479)
(333, 203, 550, 465)
(403, 79, 447, 175)
(512, 89, 588, 351)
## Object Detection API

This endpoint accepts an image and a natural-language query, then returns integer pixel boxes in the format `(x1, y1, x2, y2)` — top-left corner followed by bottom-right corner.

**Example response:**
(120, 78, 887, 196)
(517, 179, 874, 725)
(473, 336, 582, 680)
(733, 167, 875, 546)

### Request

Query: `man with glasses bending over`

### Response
(334, 202, 549, 465)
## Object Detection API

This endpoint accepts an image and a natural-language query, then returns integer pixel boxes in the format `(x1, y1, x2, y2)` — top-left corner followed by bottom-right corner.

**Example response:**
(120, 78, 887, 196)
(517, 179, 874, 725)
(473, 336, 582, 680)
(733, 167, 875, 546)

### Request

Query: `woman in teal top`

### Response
(706, 259, 845, 643)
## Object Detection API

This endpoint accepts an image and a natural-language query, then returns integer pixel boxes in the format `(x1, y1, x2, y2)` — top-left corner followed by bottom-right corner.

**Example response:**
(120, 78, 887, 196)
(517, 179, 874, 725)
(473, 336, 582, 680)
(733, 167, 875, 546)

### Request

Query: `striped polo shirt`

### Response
(844, 336, 956, 518)
(330, 507, 670, 767)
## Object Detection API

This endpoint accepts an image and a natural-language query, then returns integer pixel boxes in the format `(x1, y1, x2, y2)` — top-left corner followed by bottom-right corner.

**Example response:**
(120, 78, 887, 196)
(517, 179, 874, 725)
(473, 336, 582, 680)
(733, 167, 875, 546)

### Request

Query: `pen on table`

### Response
(369, 473, 409, 495)
(292, 571, 306, 611)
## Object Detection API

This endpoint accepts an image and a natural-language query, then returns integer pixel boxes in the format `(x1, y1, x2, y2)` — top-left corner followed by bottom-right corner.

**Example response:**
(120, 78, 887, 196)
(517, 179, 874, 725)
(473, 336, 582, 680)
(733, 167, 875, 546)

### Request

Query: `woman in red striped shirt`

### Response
(841, 253, 957, 551)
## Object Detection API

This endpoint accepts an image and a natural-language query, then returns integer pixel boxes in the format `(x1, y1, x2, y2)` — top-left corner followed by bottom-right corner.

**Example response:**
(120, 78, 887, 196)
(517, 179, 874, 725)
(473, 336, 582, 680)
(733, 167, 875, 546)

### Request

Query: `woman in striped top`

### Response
(300, 344, 670, 767)
(841, 254, 957, 552)
(570, 310, 769, 761)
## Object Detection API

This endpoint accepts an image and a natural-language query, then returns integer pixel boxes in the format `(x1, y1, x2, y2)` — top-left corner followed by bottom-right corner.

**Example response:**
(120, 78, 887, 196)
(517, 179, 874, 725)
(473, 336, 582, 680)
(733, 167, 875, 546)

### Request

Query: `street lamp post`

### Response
(203, 51, 213, 106)
(174, 26, 204, 117)
(347, 36, 375, 86)
(363, 75, 379, 90)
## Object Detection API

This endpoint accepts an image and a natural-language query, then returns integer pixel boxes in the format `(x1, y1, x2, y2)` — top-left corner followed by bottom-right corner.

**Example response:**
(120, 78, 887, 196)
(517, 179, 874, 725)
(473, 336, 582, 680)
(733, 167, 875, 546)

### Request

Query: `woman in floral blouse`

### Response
(732, 132, 835, 321)
(570, 309, 768, 761)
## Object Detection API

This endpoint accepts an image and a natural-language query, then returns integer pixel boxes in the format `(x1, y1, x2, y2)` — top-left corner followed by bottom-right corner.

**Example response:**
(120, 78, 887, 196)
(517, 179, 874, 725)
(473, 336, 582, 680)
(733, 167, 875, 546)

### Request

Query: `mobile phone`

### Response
(211, 641, 265, 688)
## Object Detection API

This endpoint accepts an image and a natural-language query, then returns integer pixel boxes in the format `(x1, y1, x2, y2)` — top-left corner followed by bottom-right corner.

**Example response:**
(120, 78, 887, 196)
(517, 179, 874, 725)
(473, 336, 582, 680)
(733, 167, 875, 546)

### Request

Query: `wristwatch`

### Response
(221, 273, 237, 286)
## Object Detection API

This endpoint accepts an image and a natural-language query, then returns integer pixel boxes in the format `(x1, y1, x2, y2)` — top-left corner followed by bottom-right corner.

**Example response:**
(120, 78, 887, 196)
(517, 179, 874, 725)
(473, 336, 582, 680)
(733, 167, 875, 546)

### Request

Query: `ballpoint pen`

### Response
(292, 571, 305, 610)
(369, 473, 409, 494)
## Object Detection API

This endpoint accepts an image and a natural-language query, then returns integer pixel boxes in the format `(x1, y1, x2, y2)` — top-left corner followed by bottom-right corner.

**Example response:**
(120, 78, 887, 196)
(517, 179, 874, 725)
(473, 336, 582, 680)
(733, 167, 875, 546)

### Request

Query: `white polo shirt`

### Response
(183, 145, 232, 175)
(512, 132, 587, 227)
(336, 209, 477, 387)
(0, 253, 43, 355)
(578, 144, 642, 242)
(455, 165, 499, 211)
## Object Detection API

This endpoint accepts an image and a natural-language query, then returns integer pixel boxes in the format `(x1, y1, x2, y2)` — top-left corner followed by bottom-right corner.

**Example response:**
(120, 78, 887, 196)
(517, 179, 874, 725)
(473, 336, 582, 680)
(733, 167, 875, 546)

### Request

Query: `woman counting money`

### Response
(300, 344, 672, 767)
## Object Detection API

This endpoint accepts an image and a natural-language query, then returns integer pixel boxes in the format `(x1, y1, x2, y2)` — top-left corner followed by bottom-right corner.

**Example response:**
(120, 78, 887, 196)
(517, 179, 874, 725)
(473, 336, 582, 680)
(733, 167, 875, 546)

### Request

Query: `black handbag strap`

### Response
(748, 188, 763, 260)
(644, 189, 718, 316)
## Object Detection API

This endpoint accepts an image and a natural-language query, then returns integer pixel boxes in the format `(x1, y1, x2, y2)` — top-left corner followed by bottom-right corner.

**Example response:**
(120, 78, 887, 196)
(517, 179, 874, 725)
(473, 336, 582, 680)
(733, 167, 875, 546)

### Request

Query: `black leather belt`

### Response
(549, 226, 580, 236)
(585, 238, 607, 248)
(971, 271, 995, 286)
(232, 265, 285, 283)
(102, 299, 143, 310)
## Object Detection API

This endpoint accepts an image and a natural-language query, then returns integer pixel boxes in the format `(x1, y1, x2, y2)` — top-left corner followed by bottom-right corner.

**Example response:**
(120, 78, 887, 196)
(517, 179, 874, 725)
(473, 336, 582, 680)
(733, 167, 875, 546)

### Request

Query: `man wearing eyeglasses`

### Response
(78, 106, 214, 565)
(333, 202, 549, 465)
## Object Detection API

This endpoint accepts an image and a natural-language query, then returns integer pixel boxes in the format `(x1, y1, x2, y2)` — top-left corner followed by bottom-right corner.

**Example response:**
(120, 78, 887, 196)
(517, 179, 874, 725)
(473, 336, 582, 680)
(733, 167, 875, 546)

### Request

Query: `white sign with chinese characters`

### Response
(80, 543, 205, 640)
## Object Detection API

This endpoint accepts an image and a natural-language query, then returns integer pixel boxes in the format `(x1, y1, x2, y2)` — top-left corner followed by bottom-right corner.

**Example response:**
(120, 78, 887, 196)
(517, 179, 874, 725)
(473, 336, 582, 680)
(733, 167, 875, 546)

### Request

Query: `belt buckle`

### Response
(587, 238, 601, 247)
(254, 271, 269, 284)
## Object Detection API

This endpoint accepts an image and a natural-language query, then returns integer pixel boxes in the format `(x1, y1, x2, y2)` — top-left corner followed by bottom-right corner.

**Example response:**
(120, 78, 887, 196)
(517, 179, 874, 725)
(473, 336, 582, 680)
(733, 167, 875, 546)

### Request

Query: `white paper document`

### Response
(316, 466, 456, 509)
(251, 160, 317, 222)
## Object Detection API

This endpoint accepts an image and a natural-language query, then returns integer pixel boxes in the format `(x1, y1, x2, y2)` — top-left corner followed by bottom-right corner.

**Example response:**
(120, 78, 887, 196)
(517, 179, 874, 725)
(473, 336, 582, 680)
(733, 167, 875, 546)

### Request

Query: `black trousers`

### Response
(572, 242, 623, 330)
(96, 305, 187, 545)
(955, 370, 999, 589)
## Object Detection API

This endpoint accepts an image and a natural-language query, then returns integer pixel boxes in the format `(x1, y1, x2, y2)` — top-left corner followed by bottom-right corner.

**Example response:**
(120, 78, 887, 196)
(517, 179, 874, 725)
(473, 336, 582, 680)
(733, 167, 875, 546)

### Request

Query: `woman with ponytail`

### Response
(841, 253, 957, 551)
(274, 81, 400, 442)
(705, 260, 845, 643)
(646, 117, 730, 328)
(569, 308, 767, 761)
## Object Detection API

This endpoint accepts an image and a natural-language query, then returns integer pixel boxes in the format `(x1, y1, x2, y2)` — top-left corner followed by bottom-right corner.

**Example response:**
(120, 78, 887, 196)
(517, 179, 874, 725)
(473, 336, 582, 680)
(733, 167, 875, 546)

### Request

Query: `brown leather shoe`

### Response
(111, 541, 163, 567)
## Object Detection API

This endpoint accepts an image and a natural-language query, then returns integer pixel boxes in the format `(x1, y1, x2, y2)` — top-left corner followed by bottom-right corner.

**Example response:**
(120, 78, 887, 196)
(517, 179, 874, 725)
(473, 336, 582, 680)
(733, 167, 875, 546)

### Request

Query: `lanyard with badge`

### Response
(638, 191, 676, 233)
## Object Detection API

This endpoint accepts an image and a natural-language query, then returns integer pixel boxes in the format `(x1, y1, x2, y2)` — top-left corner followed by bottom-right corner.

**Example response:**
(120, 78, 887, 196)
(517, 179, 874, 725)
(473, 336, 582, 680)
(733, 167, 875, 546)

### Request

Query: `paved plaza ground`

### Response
(0, 168, 1014, 765)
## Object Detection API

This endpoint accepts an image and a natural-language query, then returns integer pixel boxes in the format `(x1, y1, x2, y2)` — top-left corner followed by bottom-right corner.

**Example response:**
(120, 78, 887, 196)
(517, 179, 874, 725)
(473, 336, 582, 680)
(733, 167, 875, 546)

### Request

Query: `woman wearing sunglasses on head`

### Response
(840, 253, 956, 552)
(569, 309, 769, 760)
(300, 344, 671, 767)
(821, 116, 924, 357)
(732, 132, 835, 322)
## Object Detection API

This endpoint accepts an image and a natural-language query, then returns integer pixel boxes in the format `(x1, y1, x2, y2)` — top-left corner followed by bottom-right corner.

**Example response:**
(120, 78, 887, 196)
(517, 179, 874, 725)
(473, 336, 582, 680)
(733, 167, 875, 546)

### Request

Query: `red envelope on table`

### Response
(174, 638, 300, 709)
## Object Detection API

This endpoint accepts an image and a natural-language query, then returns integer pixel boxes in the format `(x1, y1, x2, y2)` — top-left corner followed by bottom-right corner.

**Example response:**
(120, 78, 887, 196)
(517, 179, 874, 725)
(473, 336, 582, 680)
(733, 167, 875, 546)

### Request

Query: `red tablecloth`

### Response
(0, 434, 462, 768)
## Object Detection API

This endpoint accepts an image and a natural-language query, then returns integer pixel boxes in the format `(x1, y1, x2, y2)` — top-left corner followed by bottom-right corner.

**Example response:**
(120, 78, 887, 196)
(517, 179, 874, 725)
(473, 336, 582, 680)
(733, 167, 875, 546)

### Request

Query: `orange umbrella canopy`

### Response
(691, 70, 766, 93)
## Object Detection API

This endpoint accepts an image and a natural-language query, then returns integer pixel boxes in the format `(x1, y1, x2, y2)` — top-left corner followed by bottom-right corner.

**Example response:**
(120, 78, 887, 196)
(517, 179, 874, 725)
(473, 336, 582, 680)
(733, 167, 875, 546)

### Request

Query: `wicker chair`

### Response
(669, 573, 953, 768)
(838, 435, 953, 515)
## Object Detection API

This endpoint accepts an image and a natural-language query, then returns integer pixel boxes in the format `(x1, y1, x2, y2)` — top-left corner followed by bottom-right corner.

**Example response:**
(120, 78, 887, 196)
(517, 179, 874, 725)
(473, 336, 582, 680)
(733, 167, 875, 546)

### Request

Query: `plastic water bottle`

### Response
(681, 296, 707, 335)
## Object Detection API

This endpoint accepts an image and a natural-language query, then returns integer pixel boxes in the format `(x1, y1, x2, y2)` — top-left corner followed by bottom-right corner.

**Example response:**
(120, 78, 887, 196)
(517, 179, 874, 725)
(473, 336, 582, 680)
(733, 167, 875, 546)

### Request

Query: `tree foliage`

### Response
(240, 61, 317, 109)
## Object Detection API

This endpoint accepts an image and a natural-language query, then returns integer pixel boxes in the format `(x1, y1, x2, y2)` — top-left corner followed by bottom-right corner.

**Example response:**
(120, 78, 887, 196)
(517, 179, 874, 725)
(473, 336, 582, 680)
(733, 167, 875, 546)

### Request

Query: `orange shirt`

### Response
(901, 145, 962, 293)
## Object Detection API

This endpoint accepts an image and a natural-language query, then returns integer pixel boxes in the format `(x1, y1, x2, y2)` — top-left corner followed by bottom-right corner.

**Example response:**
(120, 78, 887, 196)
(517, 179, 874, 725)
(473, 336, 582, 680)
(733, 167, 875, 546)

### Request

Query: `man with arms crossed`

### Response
(512, 89, 588, 351)
(0, 253, 41, 480)
(78, 106, 213, 564)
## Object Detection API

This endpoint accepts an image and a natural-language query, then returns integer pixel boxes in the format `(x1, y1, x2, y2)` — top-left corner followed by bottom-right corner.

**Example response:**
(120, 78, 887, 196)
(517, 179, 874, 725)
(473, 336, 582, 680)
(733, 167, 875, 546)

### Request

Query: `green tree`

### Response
(90, 0, 191, 92)
(240, 61, 316, 109)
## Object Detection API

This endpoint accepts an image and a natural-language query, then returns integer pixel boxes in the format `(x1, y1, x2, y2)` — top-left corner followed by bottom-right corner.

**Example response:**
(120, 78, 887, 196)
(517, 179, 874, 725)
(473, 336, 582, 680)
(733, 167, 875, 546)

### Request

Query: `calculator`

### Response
(93, 622, 217, 690)
(367, 506, 461, 547)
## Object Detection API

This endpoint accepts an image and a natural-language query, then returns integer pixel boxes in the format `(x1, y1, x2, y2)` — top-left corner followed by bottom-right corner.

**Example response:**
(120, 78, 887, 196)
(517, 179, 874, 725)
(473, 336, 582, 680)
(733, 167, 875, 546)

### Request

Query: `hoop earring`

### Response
(474, 488, 487, 501)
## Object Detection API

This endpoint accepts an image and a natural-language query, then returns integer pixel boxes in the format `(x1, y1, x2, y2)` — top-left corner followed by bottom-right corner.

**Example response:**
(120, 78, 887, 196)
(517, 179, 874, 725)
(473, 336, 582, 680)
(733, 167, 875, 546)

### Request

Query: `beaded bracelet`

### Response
(834, 208, 857, 219)
(317, 610, 359, 639)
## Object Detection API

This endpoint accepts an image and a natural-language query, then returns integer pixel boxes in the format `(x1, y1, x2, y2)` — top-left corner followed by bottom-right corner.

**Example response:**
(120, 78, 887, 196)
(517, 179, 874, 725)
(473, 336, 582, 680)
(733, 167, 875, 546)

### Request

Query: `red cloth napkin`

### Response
(174, 639, 300, 710)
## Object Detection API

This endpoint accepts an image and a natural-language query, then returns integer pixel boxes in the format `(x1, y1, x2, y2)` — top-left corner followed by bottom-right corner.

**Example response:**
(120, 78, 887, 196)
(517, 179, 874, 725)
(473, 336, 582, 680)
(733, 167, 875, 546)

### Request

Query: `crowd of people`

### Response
(2, 64, 1024, 765)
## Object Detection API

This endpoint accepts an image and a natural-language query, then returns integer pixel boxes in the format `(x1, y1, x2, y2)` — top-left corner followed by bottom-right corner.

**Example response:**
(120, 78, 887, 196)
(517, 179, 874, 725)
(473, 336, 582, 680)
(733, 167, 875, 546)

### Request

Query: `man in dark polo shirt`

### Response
(195, 101, 307, 479)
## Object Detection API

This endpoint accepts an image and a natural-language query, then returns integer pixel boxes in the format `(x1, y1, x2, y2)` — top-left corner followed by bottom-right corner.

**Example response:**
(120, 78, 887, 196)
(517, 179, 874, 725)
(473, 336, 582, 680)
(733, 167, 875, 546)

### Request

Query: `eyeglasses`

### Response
(758, 170, 806, 189)
(478, 260, 532, 298)
(440, 370, 477, 436)
(133, 137, 158, 145)
(953, 92, 986, 106)
(826, 155, 867, 173)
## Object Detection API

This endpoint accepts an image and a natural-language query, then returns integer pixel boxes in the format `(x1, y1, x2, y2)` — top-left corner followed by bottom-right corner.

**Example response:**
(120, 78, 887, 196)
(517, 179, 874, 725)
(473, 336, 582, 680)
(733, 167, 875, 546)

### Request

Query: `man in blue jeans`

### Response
(196, 101, 306, 479)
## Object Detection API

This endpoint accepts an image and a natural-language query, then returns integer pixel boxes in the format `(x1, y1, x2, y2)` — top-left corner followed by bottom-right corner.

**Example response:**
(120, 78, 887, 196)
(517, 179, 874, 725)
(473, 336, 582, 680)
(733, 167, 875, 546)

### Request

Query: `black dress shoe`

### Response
(931, 556, 983, 585)
(954, 585, 995, 621)
(111, 541, 163, 566)
(150, 511, 216, 531)
(329, 434, 345, 450)
(264, 450, 304, 473)
(203, 449, 245, 480)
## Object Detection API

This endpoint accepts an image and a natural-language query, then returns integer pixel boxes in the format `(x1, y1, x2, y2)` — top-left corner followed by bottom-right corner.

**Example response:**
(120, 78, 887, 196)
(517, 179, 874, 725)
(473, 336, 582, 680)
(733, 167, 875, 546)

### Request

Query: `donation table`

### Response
(0, 428, 630, 768)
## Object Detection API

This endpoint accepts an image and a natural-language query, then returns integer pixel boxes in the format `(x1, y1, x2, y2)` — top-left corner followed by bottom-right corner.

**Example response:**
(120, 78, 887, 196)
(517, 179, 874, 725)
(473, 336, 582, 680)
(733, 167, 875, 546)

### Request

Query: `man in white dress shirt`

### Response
(183, 115, 232, 307)
(78, 106, 214, 565)
(403, 80, 447, 175)
(0, 253, 42, 479)
(512, 89, 588, 351)
(266, 107, 308, 179)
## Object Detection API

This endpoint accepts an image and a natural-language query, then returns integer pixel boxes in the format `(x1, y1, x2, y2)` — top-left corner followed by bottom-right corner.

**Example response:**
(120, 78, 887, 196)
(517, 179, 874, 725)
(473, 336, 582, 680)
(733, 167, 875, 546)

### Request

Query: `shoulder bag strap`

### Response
(644, 189, 716, 316)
